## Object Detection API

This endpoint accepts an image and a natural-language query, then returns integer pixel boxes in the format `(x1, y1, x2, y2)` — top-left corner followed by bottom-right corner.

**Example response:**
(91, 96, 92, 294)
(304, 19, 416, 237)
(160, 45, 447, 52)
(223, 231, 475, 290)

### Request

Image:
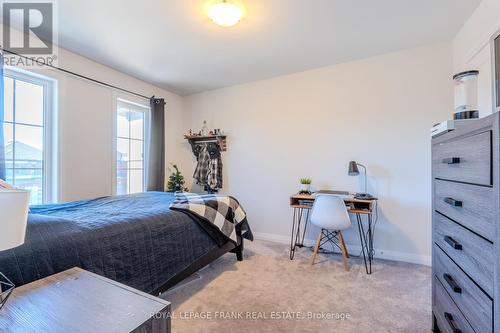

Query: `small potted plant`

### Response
(299, 178, 312, 194)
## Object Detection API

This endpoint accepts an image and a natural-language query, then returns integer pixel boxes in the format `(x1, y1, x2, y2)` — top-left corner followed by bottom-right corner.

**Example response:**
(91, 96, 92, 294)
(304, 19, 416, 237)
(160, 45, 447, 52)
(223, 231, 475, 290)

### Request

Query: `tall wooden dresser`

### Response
(432, 113, 499, 333)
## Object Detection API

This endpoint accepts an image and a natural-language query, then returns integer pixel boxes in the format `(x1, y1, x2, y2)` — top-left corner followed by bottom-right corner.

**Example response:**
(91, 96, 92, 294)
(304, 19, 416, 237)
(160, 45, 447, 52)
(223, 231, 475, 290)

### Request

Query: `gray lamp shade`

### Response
(348, 161, 360, 176)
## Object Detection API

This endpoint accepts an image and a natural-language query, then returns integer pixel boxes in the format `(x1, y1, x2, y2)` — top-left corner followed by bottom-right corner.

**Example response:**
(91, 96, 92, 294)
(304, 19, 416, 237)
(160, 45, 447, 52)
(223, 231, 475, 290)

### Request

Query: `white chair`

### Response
(309, 195, 351, 271)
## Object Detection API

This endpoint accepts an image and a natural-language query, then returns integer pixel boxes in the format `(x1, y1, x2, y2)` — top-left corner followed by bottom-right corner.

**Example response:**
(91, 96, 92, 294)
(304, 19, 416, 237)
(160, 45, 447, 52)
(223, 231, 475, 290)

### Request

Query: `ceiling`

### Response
(53, 0, 481, 95)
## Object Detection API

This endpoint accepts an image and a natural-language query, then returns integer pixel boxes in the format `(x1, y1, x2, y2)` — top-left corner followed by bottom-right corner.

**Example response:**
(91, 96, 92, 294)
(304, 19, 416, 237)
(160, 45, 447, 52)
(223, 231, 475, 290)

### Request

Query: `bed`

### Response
(0, 191, 247, 295)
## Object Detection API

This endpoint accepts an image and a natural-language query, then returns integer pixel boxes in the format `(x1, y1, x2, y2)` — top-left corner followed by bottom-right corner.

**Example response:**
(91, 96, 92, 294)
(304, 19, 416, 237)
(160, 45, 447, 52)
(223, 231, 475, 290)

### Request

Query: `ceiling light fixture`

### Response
(208, 0, 244, 27)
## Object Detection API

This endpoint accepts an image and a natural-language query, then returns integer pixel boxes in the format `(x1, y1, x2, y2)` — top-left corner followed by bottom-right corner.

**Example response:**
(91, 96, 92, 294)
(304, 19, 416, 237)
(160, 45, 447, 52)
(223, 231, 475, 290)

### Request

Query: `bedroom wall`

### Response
(453, 0, 500, 117)
(183, 43, 453, 265)
(13, 44, 187, 202)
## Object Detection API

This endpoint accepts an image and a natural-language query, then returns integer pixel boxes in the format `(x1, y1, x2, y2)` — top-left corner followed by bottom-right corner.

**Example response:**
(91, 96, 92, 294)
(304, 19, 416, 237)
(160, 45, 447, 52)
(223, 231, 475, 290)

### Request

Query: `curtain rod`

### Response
(2, 49, 151, 100)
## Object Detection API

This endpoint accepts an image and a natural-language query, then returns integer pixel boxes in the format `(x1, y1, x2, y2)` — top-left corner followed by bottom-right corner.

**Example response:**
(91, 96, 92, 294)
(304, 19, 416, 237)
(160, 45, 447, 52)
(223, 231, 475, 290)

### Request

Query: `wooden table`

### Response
(0, 267, 171, 333)
(289, 193, 378, 274)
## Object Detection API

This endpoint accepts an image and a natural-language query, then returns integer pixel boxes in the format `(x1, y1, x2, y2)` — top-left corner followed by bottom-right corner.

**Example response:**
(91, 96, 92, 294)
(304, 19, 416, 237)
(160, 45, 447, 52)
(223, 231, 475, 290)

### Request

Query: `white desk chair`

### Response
(309, 194, 351, 271)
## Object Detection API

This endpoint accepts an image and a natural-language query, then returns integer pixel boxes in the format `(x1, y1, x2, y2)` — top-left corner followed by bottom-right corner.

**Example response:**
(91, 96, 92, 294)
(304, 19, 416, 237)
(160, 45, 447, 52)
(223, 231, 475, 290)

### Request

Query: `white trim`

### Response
(117, 96, 149, 108)
(252, 231, 431, 266)
(111, 93, 150, 195)
(4, 67, 58, 203)
(111, 95, 118, 195)
(491, 28, 500, 113)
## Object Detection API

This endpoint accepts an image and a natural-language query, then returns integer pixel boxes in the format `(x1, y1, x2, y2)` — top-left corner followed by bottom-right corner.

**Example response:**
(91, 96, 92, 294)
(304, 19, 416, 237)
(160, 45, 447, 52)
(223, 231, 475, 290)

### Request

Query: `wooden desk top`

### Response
(291, 193, 377, 203)
(0, 267, 171, 333)
(290, 193, 377, 213)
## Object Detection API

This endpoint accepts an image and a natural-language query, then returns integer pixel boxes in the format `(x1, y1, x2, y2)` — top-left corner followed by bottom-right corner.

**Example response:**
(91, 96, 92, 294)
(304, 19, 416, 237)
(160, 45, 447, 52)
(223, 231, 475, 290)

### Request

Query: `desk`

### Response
(289, 193, 378, 274)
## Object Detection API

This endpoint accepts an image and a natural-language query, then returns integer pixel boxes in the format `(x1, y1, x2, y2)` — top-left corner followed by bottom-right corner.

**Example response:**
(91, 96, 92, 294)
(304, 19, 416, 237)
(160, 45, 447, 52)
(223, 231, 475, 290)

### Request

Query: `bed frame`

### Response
(153, 231, 244, 295)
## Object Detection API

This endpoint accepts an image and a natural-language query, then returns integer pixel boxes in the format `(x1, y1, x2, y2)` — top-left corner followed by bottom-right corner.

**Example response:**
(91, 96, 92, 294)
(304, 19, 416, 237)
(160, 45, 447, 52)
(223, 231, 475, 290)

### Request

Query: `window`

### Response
(116, 99, 149, 195)
(2, 69, 54, 205)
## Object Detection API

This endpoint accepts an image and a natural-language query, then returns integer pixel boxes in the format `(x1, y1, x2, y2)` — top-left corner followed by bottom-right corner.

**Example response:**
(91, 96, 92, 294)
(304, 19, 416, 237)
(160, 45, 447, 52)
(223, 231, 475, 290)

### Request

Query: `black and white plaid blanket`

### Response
(170, 192, 253, 245)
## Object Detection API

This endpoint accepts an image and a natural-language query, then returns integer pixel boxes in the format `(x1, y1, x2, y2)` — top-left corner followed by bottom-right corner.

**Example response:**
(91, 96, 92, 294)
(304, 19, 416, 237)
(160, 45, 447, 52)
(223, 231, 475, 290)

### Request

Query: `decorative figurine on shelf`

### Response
(201, 120, 209, 136)
(299, 178, 312, 194)
(167, 164, 189, 192)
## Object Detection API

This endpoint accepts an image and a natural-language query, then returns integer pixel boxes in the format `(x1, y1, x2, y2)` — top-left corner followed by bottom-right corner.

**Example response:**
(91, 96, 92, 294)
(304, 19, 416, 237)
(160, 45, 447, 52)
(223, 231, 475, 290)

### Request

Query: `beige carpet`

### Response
(162, 240, 431, 333)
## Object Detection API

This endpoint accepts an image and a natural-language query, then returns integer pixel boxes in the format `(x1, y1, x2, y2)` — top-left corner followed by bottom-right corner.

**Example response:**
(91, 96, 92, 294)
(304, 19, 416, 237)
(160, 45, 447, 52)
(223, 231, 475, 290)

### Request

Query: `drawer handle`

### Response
(443, 273, 462, 293)
(444, 236, 463, 250)
(444, 312, 462, 333)
(444, 197, 463, 207)
(442, 157, 461, 164)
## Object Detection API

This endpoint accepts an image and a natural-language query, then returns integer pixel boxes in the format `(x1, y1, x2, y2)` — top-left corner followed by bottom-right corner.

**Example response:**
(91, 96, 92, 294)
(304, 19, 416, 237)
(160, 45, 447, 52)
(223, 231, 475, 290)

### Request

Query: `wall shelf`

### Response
(184, 135, 227, 157)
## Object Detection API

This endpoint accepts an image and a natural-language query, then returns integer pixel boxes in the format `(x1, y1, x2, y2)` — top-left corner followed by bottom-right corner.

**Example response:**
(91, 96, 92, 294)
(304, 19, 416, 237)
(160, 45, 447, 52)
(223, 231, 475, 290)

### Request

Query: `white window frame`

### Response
(4, 67, 57, 204)
(491, 27, 500, 113)
(112, 94, 150, 195)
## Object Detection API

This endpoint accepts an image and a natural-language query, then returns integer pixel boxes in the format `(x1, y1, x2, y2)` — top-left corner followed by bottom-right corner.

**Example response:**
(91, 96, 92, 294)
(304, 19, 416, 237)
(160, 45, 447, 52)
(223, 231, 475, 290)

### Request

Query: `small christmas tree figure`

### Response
(167, 164, 187, 192)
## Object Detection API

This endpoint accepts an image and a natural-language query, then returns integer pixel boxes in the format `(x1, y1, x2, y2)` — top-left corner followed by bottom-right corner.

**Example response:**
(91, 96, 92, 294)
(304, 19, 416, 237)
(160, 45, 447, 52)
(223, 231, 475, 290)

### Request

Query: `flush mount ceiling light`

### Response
(208, 0, 244, 27)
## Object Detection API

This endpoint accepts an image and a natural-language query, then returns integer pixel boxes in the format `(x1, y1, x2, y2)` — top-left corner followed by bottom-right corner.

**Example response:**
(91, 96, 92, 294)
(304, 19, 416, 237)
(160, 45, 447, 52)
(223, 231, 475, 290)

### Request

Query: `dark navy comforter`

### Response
(0, 192, 220, 293)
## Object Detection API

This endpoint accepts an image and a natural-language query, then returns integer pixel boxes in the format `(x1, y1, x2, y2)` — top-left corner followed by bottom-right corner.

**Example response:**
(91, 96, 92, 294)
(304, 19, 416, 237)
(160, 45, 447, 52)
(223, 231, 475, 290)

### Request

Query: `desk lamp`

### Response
(348, 161, 373, 199)
(0, 189, 30, 310)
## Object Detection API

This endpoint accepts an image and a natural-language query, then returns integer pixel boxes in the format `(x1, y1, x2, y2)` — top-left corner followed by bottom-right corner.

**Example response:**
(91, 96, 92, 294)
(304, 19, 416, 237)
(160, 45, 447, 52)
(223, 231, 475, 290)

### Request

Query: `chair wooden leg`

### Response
(338, 231, 349, 271)
(339, 231, 349, 258)
(310, 229, 323, 266)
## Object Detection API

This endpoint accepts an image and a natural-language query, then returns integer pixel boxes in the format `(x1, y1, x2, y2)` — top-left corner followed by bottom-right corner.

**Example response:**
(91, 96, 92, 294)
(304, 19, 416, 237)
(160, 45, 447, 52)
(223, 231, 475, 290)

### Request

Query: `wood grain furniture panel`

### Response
(434, 178, 494, 241)
(433, 245, 492, 333)
(434, 212, 494, 296)
(0, 267, 171, 333)
(433, 130, 492, 186)
(433, 276, 475, 333)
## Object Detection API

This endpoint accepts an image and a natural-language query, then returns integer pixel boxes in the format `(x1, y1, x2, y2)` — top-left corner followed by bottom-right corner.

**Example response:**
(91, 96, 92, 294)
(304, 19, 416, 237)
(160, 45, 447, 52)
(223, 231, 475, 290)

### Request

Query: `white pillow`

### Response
(0, 179, 15, 190)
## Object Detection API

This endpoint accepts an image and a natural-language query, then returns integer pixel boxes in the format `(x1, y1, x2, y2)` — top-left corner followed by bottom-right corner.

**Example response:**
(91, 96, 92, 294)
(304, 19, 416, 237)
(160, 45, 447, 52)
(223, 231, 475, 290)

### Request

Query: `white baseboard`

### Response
(253, 232, 292, 244)
(252, 231, 431, 266)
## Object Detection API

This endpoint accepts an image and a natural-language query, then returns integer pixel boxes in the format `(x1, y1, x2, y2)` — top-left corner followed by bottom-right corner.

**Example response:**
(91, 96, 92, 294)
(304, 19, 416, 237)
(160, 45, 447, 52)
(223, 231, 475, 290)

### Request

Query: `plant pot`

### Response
(300, 184, 311, 193)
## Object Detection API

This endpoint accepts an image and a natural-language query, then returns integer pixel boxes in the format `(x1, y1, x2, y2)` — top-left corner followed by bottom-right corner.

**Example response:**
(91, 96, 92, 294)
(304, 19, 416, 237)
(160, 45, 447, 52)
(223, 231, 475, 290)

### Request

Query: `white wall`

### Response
(184, 43, 453, 265)
(453, 0, 500, 117)
(25, 47, 186, 202)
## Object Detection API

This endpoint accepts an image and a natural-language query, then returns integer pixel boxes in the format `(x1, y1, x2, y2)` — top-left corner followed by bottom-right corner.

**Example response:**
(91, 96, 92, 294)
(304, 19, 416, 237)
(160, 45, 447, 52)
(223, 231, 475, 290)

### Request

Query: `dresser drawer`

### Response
(433, 130, 492, 186)
(434, 179, 494, 241)
(434, 212, 493, 297)
(434, 245, 492, 333)
(433, 276, 475, 333)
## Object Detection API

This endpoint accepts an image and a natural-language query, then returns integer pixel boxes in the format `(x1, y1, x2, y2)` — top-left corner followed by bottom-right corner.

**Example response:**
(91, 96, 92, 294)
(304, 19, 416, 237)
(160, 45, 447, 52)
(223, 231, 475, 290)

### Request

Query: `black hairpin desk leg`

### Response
(355, 212, 374, 274)
(289, 207, 310, 260)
